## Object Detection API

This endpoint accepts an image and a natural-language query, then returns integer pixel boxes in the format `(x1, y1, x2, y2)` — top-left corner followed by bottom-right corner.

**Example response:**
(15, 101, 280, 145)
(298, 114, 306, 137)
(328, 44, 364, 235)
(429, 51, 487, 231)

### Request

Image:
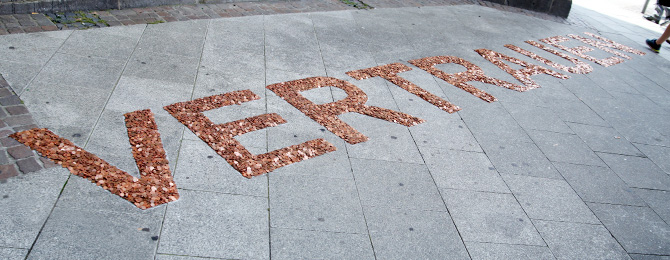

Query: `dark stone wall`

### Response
(484, 0, 572, 18)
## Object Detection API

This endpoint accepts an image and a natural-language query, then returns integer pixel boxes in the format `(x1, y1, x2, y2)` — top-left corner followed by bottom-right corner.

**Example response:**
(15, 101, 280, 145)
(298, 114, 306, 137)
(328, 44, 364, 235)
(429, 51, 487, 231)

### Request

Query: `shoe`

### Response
(647, 39, 661, 53)
(645, 14, 661, 24)
(667, 39, 670, 44)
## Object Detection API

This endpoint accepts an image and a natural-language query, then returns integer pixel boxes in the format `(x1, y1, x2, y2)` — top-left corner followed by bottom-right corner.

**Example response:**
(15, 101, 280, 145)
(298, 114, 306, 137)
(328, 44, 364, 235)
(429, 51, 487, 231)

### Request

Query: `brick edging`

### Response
(0, 75, 57, 181)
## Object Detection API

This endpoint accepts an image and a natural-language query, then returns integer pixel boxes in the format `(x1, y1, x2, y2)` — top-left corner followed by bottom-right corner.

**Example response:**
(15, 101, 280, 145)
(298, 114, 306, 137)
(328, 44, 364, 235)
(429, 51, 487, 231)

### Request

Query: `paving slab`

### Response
(465, 242, 555, 260)
(0, 1, 669, 259)
(364, 207, 470, 260)
(554, 162, 645, 206)
(0, 167, 68, 248)
(270, 228, 374, 260)
(158, 189, 269, 259)
(502, 173, 600, 224)
(589, 203, 670, 255)
(534, 220, 631, 260)
(442, 189, 544, 246)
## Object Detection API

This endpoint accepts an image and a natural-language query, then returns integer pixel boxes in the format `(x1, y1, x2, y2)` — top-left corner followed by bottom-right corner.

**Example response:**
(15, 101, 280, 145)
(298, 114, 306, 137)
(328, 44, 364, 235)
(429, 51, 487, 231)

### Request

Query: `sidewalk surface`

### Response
(1, 0, 670, 259)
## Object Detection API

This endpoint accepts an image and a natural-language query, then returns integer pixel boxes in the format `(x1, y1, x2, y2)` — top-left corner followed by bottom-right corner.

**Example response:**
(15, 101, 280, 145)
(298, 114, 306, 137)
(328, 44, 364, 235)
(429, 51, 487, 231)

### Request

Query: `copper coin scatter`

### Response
(266, 77, 425, 144)
(9, 110, 179, 209)
(409, 56, 524, 103)
(505, 41, 593, 74)
(541, 35, 625, 67)
(164, 89, 336, 178)
(475, 48, 569, 90)
(570, 32, 646, 59)
(346, 63, 461, 113)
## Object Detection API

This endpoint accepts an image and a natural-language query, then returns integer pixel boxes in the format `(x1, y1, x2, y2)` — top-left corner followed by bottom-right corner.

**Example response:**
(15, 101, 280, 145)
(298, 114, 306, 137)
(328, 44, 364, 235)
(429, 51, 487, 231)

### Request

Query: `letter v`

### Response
(10, 109, 179, 209)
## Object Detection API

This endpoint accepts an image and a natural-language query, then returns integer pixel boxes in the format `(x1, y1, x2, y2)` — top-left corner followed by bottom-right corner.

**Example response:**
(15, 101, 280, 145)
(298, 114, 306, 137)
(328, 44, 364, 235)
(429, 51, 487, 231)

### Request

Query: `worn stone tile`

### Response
(534, 220, 630, 260)
(264, 13, 325, 75)
(28, 206, 164, 259)
(588, 203, 670, 255)
(350, 158, 445, 211)
(365, 207, 469, 260)
(480, 141, 562, 179)
(567, 122, 644, 156)
(29, 53, 126, 92)
(155, 254, 213, 260)
(545, 99, 610, 127)
(0, 247, 28, 260)
(598, 153, 670, 190)
(466, 242, 555, 260)
(159, 189, 269, 259)
(631, 189, 670, 224)
(442, 189, 544, 246)
(271, 228, 374, 260)
(136, 20, 207, 58)
(527, 130, 605, 166)
(503, 174, 600, 224)
(173, 139, 267, 197)
(0, 167, 69, 248)
(554, 162, 644, 206)
(0, 60, 41, 94)
(59, 24, 145, 60)
(421, 146, 510, 193)
(635, 143, 670, 174)
(629, 254, 670, 260)
(459, 102, 534, 144)
(103, 76, 194, 114)
(503, 102, 573, 134)
(124, 50, 199, 85)
(269, 174, 366, 234)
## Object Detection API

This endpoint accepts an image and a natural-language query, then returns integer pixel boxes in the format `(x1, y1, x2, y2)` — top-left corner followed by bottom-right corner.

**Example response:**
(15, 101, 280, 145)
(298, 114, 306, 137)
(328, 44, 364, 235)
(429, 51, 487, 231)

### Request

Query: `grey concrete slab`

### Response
(480, 141, 562, 179)
(502, 174, 600, 224)
(597, 153, 670, 190)
(585, 66, 641, 95)
(442, 189, 544, 246)
(136, 20, 208, 58)
(124, 50, 199, 85)
(588, 203, 670, 255)
(364, 206, 470, 260)
(632, 189, 670, 224)
(567, 122, 644, 156)
(104, 76, 194, 114)
(635, 143, 670, 174)
(173, 139, 268, 196)
(341, 113, 425, 164)
(527, 130, 605, 166)
(534, 220, 631, 260)
(269, 174, 367, 234)
(459, 102, 534, 144)
(155, 254, 215, 260)
(264, 13, 325, 75)
(608, 91, 669, 116)
(28, 206, 164, 259)
(0, 167, 69, 248)
(465, 242, 555, 260)
(541, 97, 611, 127)
(206, 16, 264, 55)
(271, 228, 374, 260)
(158, 189, 269, 259)
(58, 24, 145, 61)
(630, 254, 670, 260)
(350, 9, 419, 65)
(0, 30, 71, 65)
(309, 11, 378, 75)
(502, 101, 574, 134)
(350, 158, 445, 211)
(554, 162, 645, 206)
(421, 146, 510, 193)
(0, 60, 42, 93)
(28, 52, 125, 92)
(560, 74, 615, 101)
(20, 82, 112, 145)
(0, 247, 28, 260)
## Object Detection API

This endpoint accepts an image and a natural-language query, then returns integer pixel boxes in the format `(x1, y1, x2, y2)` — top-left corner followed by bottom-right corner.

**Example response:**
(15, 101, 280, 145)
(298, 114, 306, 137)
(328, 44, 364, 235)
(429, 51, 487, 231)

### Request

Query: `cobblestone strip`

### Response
(0, 0, 571, 35)
(0, 75, 56, 181)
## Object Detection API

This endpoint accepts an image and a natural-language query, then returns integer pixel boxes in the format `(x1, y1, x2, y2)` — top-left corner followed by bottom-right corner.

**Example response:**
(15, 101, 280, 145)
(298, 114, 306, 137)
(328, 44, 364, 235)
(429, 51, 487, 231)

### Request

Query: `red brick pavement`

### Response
(0, 0, 569, 35)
